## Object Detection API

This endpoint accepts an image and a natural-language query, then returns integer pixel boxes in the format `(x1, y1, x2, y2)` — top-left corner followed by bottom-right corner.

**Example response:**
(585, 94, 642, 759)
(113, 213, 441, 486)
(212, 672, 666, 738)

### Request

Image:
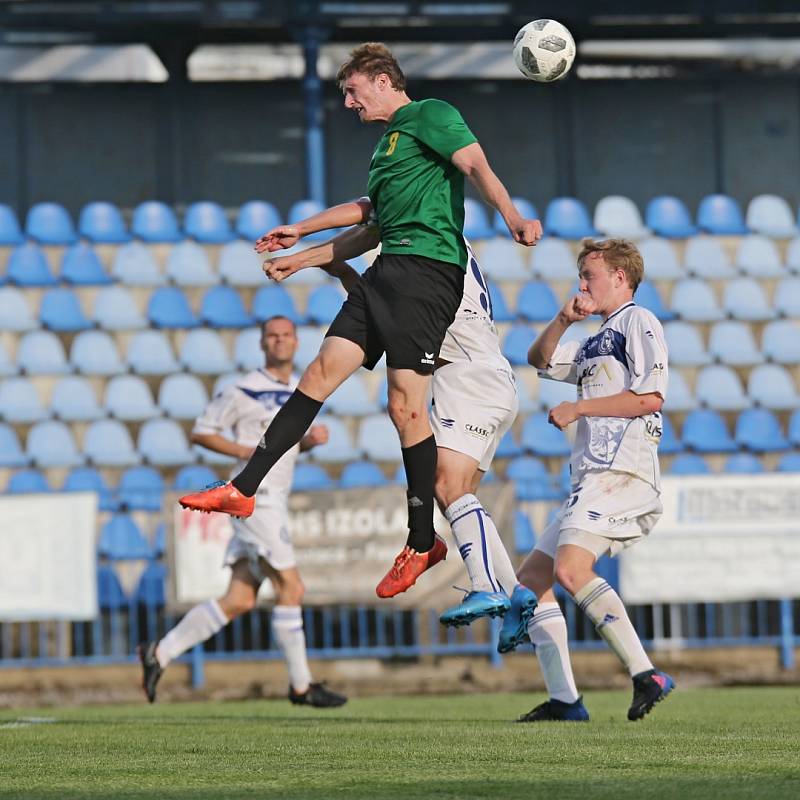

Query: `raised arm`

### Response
(528, 293, 596, 369)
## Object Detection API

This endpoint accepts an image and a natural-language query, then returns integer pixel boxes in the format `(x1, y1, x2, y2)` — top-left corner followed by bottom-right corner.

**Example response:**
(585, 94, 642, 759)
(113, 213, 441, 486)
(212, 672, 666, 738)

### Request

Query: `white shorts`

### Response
(223, 504, 296, 582)
(430, 360, 518, 472)
(534, 471, 662, 560)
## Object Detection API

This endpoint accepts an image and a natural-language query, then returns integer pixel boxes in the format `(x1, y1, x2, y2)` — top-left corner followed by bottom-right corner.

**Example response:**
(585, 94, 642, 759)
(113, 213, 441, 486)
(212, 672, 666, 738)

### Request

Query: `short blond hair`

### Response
(336, 42, 407, 92)
(577, 238, 644, 292)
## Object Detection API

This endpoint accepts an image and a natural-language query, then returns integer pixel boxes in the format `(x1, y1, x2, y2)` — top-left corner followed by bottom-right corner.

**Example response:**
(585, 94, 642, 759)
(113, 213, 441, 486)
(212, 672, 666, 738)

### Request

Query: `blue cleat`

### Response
(439, 590, 510, 628)
(497, 584, 538, 653)
(517, 696, 590, 723)
(628, 669, 675, 721)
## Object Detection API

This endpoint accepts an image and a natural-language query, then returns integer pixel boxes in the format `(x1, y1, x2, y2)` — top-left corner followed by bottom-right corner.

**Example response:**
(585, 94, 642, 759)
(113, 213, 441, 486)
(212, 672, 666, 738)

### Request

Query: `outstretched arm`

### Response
(548, 391, 664, 431)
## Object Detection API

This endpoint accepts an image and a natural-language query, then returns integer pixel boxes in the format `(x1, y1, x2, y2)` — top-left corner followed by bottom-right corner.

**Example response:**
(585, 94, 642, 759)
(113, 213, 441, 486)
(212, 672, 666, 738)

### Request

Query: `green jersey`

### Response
(366, 98, 478, 271)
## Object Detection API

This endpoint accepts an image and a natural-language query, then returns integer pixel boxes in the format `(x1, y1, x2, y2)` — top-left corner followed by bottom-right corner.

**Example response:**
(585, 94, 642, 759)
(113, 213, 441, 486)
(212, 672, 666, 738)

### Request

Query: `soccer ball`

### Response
(513, 19, 576, 82)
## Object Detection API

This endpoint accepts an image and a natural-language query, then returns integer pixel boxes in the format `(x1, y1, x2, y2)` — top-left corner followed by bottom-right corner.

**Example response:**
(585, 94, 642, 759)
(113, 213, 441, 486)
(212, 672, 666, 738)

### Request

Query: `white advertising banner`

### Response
(619, 474, 800, 604)
(0, 492, 98, 621)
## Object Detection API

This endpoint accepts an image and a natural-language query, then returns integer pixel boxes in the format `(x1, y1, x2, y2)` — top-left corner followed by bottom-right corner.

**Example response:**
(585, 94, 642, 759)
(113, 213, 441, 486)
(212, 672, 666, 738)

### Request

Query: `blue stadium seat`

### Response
(236, 200, 282, 241)
(663, 371, 697, 413)
(179, 328, 235, 374)
(486, 281, 514, 322)
(173, 464, 219, 490)
(0, 342, 15, 377)
(746, 194, 798, 238)
(506, 456, 561, 500)
(723, 453, 765, 474)
(84, 419, 141, 467)
(463, 198, 494, 240)
(118, 465, 165, 512)
(637, 238, 684, 281)
(0, 423, 28, 466)
(762, 320, 800, 364)
(327, 374, 379, 417)
(131, 201, 182, 243)
(98, 513, 152, 559)
(127, 330, 180, 375)
(306, 285, 345, 325)
(786, 238, 800, 275)
(670, 279, 723, 322)
(735, 408, 789, 452)
(218, 239, 264, 287)
(697, 194, 748, 235)
(78, 201, 130, 243)
(708, 321, 764, 366)
(748, 364, 798, 410)
(62, 467, 116, 511)
(110, 241, 164, 286)
(659, 413, 683, 454)
(493, 197, 538, 237)
(593, 195, 649, 239)
(166, 240, 218, 286)
(735, 235, 784, 278)
(50, 376, 103, 421)
(147, 287, 198, 328)
(644, 196, 697, 238)
(96, 565, 128, 609)
(17, 330, 70, 374)
(682, 409, 736, 452)
(789, 411, 800, 447)
(233, 327, 264, 371)
(292, 462, 335, 492)
(25, 202, 77, 245)
(696, 365, 750, 411)
(663, 321, 711, 366)
(340, 460, 389, 488)
(252, 284, 301, 324)
(138, 418, 194, 466)
(775, 278, 800, 318)
(212, 372, 243, 397)
(92, 286, 147, 330)
(636, 280, 676, 321)
(495, 428, 522, 458)
(0, 380, 44, 427)
(70, 330, 126, 375)
(135, 562, 167, 607)
(104, 375, 159, 421)
(27, 420, 83, 467)
(521, 413, 571, 457)
(723, 278, 775, 322)
(357, 414, 401, 461)
(60, 242, 113, 285)
(544, 197, 598, 239)
(513, 510, 536, 554)
(309, 416, 360, 463)
(0, 286, 36, 331)
(502, 324, 537, 365)
(40, 288, 91, 332)
(158, 373, 209, 419)
(7, 468, 50, 494)
(777, 453, 800, 472)
(668, 453, 710, 475)
(0, 204, 24, 245)
(538, 376, 578, 409)
(7, 242, 57, 286)
(288, 199, 328, 242)
(529, 237, 576, 280)
(683, 236, 736, 279)
(184, 201, 234, 244)
(200, 285, 252, 328)
(557, 460, 572, 495)
(517, 280, 560, 322)
(294, 325, 325, 370)
(477, 237, 529, 281)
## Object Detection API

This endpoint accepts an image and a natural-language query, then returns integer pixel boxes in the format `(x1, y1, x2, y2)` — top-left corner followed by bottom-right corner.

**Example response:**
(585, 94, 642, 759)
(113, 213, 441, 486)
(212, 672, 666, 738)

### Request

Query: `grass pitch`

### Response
(2, 687, 799, 799)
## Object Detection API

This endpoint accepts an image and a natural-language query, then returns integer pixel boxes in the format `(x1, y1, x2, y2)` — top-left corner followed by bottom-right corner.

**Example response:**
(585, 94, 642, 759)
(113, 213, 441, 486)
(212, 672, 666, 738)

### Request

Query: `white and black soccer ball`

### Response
(513, 19, 576, 82)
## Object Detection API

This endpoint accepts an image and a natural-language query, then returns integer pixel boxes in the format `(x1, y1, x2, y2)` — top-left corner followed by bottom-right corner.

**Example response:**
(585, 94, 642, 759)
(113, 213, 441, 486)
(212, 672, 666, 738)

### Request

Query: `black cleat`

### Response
(138, 641, 163, 704)
(288, 682, 347, 708)
(628, 669, 675, 721)
(517, 696, 590, 722)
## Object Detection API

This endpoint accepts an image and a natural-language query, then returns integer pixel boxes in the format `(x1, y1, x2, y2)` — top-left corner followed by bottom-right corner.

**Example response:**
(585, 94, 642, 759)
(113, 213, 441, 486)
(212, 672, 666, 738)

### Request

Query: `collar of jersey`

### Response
(601, 301, 636, 328)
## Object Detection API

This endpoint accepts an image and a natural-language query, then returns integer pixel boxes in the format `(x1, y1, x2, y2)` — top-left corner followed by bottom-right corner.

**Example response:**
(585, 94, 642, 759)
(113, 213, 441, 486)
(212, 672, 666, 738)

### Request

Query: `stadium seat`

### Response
(340, 460, 389, 488)
(682, 409, 736, 452)
(326, 374, 379, 417)
(637, 238, 683, 281)
(529, 237, 576, 280)
(292, 462, 335, 492)
(777, 453, 800, 472)
(147, 286, 198, 328)
(521, 413, 571, 457)
(110, 241, 165, 286)
(173, 464, 219, 491)
(0, 377, 46, 423)
(495, 428, 522, 459)
(303, 416, 357, 463)
(25, 202, 77, 245)
(104, 375, 159, 421)
(663, 321, 711, 366)
(306, 284, 345, 325)
(668, 454, 710, 475)
(538, 376, 577, 408)
(762, 320, 800, 364)
(462, 198, 494, 240)
(487, 281, 514, 322)
(70, 330, 126, 375)
(236, 200, 282, 242)
(659, 413, 682, 454)
(92, 286, 147, 330)
(517, 281, 561, 322)
(78, 201, 130, 243)
(593, 195, 649, 239)
(506, 456, 561, 501)
(670, 279, 723, 322)
(50, 376, 103, 421)
(184, 201, 234, 244)
(252, 284, 301, 324)
(17, 330, 70, 374)
(7, 468, 50, 494)
(97, 565, 127, 609)
(0, 204, 24, 245)
(0, 423, 28, 466)
(233, 327, 264, 371)
(696, 194, 748, 235)
(7, 242, 57, 286)
(682, 236, 736, 280)
(708, 321, 764, 366)
(288, 199, 328, 241)
(98, 513, 152, 559)
(127, 330, 180, 375)
(502, 324, 537, 366)
(294, 325, 325, 370)
(62, 466, 116, 511)
(636, 280, 676, 321)
(27, 420, 83, 467)
(40, 287, 91, 332)
(723, 278, 775, 322)
(357, 414, 401, 461)
(165, 240, 218, 286)
(746, 194, 798, 238)
(179, 328, 235, 374)
(516, 370, 541, 413)
(493, 197, 538, 237)
(662, 371, 696, 412)
(118, 466, 165, 512)
(774, 277, 800, 318)
(747, 364, 799, 410)
(723, 453, 765, 474)
(696, 365, 750, 411)
(0, 286, 37, 331)
(735, 235, 784, 278)
(200, 285, 252, 328)
(131, 201, 182, 243)
(158, 373, 209, 419)
(544, 197, 598, 239)
(786, 238, 800, 275)
(60, 242, 112, 285)
(735, 408, 789, 452)
(644, 196, 697, 238)
(84, 419, 141, 467)
(513, 510, 536, 554)
(212, 373, 243, 397)
(138, 418, 194, 466)
(0, 342, 15, 377)
(478, 237, 529, 281)
(135, 561, 167, 606)
(218, 239, 264, 287)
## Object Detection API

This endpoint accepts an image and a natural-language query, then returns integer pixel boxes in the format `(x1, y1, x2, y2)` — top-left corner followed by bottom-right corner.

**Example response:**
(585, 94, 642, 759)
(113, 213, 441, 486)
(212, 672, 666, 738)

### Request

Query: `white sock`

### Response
(486, 513, 520, 596)
(573, 577, 653, 677)
(527, 602, 579, 704)
(272, 605, 312, 693)
(156, 599, 228, 668)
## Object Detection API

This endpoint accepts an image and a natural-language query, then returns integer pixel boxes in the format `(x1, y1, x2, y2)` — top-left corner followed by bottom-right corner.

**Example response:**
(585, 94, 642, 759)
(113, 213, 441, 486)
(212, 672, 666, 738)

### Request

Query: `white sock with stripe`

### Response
(156, 599, 228, 668)
(573, 577, 653, 676)
(271, 605, 313, 694)
(527, 602, 579, 704)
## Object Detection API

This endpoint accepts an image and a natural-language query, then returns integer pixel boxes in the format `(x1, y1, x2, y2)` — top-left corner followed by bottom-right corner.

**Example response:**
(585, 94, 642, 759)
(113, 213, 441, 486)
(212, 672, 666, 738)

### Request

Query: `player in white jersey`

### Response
(515, 238, 674, 723)
(138, 317, 347, 709)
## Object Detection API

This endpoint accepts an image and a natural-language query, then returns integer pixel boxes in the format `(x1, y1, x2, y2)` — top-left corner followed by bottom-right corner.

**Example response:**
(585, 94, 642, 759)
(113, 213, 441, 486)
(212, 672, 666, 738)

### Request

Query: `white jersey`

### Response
(193, 368, 300, 508)
(538, 302, 668, 491)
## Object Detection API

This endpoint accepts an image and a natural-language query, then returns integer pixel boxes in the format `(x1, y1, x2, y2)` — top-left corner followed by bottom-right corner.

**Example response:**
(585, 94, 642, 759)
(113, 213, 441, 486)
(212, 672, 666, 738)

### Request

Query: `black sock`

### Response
(232, 389, 323, 496)
(401, 435, 437, 552)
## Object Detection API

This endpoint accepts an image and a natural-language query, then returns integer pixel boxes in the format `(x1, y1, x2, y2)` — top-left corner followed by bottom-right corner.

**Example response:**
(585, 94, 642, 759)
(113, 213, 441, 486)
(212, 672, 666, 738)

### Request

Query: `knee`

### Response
(434, 472, 470, 511)
(517, 561, 553, 596)
(387, 394, 410, 431)
(221, 592, 257, 620)
(554, 562, 588, 596)
(278, 577, 305, 607)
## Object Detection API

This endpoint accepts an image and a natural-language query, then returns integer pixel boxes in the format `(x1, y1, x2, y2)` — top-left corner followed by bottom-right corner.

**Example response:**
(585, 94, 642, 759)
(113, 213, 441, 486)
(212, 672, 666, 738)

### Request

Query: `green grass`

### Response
(1, 688, 799, 799)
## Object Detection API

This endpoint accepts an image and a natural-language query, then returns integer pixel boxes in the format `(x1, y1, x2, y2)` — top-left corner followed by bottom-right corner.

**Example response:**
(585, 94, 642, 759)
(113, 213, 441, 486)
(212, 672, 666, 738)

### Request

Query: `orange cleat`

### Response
(178, 480, 255, 519)
(375, 534, 447, 598)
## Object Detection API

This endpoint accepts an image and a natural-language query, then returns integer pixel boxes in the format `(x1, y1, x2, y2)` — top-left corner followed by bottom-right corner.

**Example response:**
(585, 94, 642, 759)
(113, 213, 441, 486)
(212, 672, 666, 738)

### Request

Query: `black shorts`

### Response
(326, 253, 465, 374)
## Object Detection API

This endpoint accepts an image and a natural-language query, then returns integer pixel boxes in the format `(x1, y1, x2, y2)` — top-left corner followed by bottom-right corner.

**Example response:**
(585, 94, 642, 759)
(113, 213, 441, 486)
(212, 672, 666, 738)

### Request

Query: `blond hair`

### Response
(577, 238, 644, 292)
(336, 42, 406, 92)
